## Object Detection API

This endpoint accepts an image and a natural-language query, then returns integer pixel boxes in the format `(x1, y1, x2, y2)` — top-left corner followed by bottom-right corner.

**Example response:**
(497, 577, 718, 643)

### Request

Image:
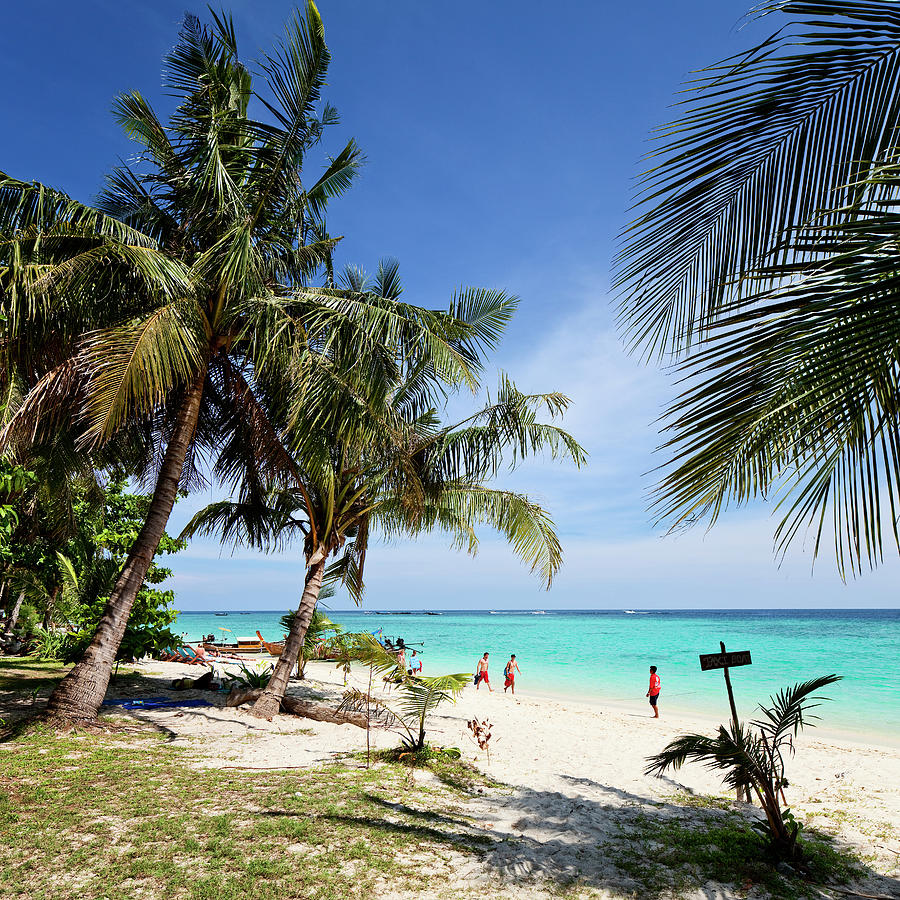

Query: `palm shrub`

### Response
(645, 674, 841, 863)
(225, 662, 275, 691)
(338, 634, 469, 752)
(29, 626, 67, 661)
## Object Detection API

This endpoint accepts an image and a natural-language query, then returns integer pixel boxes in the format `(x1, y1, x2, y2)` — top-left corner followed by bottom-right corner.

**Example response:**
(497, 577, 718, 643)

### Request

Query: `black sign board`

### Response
(699, 650, 752, 671)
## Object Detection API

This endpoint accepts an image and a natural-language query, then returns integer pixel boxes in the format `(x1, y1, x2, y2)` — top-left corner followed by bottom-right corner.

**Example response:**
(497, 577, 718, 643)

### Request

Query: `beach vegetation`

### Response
(0, 1, 381, 723)
(608, 808, 864, 900)
(646, 673, 842, 867)
(225, 661, 275, 690)
(3, 477, 182, 662)
(0, 726, 495, 900)
(616, 1, 900, 574)
(338, 633, 469, 752)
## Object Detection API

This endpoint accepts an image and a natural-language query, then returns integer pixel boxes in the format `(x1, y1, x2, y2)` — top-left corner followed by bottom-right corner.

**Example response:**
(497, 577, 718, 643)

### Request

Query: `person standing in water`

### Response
(504, 655, 520, 694)
(475, 652, 492, 691)
(647, 665, 661, 718)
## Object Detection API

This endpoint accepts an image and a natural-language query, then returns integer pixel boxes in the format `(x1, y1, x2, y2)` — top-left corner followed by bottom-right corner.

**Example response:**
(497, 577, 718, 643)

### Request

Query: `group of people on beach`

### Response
(474, 652, 520, 694)
(397, 642, 661, 717)
(394, 644, 422, 675)
(473, 652, 661, 716)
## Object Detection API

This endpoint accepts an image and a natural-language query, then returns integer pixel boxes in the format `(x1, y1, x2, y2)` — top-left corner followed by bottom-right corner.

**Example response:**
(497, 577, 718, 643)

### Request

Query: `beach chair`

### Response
(178, 645, 215, 668)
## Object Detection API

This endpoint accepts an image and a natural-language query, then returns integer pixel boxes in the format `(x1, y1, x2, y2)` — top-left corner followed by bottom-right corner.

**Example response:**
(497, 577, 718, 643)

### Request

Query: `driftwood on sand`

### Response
(225, 688, 368, 728)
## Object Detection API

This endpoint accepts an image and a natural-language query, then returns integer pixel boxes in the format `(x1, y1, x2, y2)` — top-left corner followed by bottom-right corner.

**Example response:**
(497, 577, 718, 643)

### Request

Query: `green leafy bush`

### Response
(225, 662, 274, 690)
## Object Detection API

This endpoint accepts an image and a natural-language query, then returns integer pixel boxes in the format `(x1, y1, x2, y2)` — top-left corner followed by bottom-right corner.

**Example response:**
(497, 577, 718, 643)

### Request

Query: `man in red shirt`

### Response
(647, 665, 661, 718)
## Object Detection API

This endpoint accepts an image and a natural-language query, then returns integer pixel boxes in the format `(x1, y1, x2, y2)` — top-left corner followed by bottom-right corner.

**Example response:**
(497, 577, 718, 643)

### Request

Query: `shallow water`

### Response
(174, 608, 900, 741)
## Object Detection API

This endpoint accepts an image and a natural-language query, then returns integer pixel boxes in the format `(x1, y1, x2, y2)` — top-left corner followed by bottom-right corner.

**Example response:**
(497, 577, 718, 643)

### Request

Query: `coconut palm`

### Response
(183, 266, 585, 718)
(0, 5, 482, 723)
(185, 370, 583, 719)
(646, 674, 841, 863)
(615, 1, 900, 573)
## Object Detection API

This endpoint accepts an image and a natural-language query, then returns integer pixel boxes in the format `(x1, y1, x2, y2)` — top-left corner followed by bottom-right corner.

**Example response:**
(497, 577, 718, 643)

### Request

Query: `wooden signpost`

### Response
(699, 641, 752, 802)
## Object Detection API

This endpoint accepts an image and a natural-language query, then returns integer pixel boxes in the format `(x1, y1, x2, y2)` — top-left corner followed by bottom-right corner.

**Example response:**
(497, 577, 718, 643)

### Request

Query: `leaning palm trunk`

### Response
(45, 369, 206, 723)
(250, 551, 326, 719)
(2, 589, 25, 637)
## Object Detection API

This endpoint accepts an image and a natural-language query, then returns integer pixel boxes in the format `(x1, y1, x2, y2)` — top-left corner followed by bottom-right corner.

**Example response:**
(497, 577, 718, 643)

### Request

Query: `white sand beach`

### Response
(99, 657, 900, 899)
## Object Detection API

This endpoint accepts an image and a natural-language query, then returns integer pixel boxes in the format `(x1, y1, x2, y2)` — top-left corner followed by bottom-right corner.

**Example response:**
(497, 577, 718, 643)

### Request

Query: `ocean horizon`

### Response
(173, 607, 900, 744)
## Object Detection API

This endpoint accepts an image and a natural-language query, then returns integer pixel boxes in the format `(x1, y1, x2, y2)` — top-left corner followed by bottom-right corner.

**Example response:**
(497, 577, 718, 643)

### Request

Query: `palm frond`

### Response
(751, 674, 842, 743)
(422, 486, 564, 588)
(79, 301, 207, 445)
(616, 0, 900, 358)
(337, 687, 405, 730)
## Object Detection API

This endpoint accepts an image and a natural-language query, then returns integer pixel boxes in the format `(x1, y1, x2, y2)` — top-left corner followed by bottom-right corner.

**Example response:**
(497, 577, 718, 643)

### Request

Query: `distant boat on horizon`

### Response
(215, 612, 228, 616)
(531, 610, 547, 615)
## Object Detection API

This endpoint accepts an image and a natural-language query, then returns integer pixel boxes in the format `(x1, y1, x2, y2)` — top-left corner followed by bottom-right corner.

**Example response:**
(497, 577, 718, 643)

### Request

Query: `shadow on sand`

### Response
(305, 779, 900, 899)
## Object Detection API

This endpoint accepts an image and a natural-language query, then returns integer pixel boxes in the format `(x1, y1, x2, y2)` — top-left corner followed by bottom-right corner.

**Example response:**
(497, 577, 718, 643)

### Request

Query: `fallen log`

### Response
(226, 688, 369, 728)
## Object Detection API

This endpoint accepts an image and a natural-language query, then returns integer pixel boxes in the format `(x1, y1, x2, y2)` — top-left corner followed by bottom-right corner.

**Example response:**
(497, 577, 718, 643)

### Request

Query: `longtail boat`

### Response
(256, 631, 285, 656)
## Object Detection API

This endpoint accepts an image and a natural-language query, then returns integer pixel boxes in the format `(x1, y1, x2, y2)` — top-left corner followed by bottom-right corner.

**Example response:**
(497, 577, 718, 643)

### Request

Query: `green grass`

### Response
(369, 744, 507, 794)
(604, 807, 865, 900)
(0, 657, 69, 694)
(0, 727, 495, 900)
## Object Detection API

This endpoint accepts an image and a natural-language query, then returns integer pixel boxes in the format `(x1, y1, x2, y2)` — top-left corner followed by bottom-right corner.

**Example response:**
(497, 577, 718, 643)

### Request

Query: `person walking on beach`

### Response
(475, 652, 492, 691)
(647, 665, 661, 718)
(409, 649, 422, 674)
(504, 654, 520, 694)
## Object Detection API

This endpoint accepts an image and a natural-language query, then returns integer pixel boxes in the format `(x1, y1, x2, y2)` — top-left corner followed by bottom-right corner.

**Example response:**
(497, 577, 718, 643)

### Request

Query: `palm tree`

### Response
(0, 5, 477, 723)
(186, 372, 583, 719)
(183, 268, 585, 718)
(645, 674, 841, 863)
(615, 1, 900, 574)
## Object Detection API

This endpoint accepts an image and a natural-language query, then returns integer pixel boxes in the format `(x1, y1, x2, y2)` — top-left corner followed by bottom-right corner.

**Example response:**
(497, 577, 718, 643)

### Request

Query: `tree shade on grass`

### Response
(615, 1, 900, 574)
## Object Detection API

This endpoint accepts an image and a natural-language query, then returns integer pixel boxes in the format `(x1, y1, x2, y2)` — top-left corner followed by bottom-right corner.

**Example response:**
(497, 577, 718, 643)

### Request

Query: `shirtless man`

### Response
(503, 654, 520, 694)
(475, 652, 492, 691)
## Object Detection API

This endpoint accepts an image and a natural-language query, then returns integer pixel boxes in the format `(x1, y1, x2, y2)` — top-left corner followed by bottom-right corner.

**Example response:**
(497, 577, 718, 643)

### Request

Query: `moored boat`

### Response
(256, 631, 285, 656)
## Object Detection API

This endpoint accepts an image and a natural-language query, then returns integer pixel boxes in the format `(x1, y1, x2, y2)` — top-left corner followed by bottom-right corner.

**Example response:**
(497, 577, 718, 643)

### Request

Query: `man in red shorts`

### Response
(503, 654, 520, 694)
(475, 652, 492, 691)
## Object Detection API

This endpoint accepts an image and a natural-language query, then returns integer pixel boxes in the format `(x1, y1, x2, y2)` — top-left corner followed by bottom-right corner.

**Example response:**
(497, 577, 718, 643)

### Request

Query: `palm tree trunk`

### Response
(2, 589, 25, 637)
(45, 368, 207, 723)
(42, 586, 60, 630)
(250, 550, 326, 720)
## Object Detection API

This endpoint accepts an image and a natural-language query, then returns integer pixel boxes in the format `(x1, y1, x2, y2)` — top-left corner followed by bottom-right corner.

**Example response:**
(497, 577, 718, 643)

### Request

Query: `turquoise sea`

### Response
(174, 608, 900, 744)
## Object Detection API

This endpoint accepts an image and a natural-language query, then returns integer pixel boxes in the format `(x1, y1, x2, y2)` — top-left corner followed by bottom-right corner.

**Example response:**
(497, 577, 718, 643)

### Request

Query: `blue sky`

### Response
(5, 1, 899, 609)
